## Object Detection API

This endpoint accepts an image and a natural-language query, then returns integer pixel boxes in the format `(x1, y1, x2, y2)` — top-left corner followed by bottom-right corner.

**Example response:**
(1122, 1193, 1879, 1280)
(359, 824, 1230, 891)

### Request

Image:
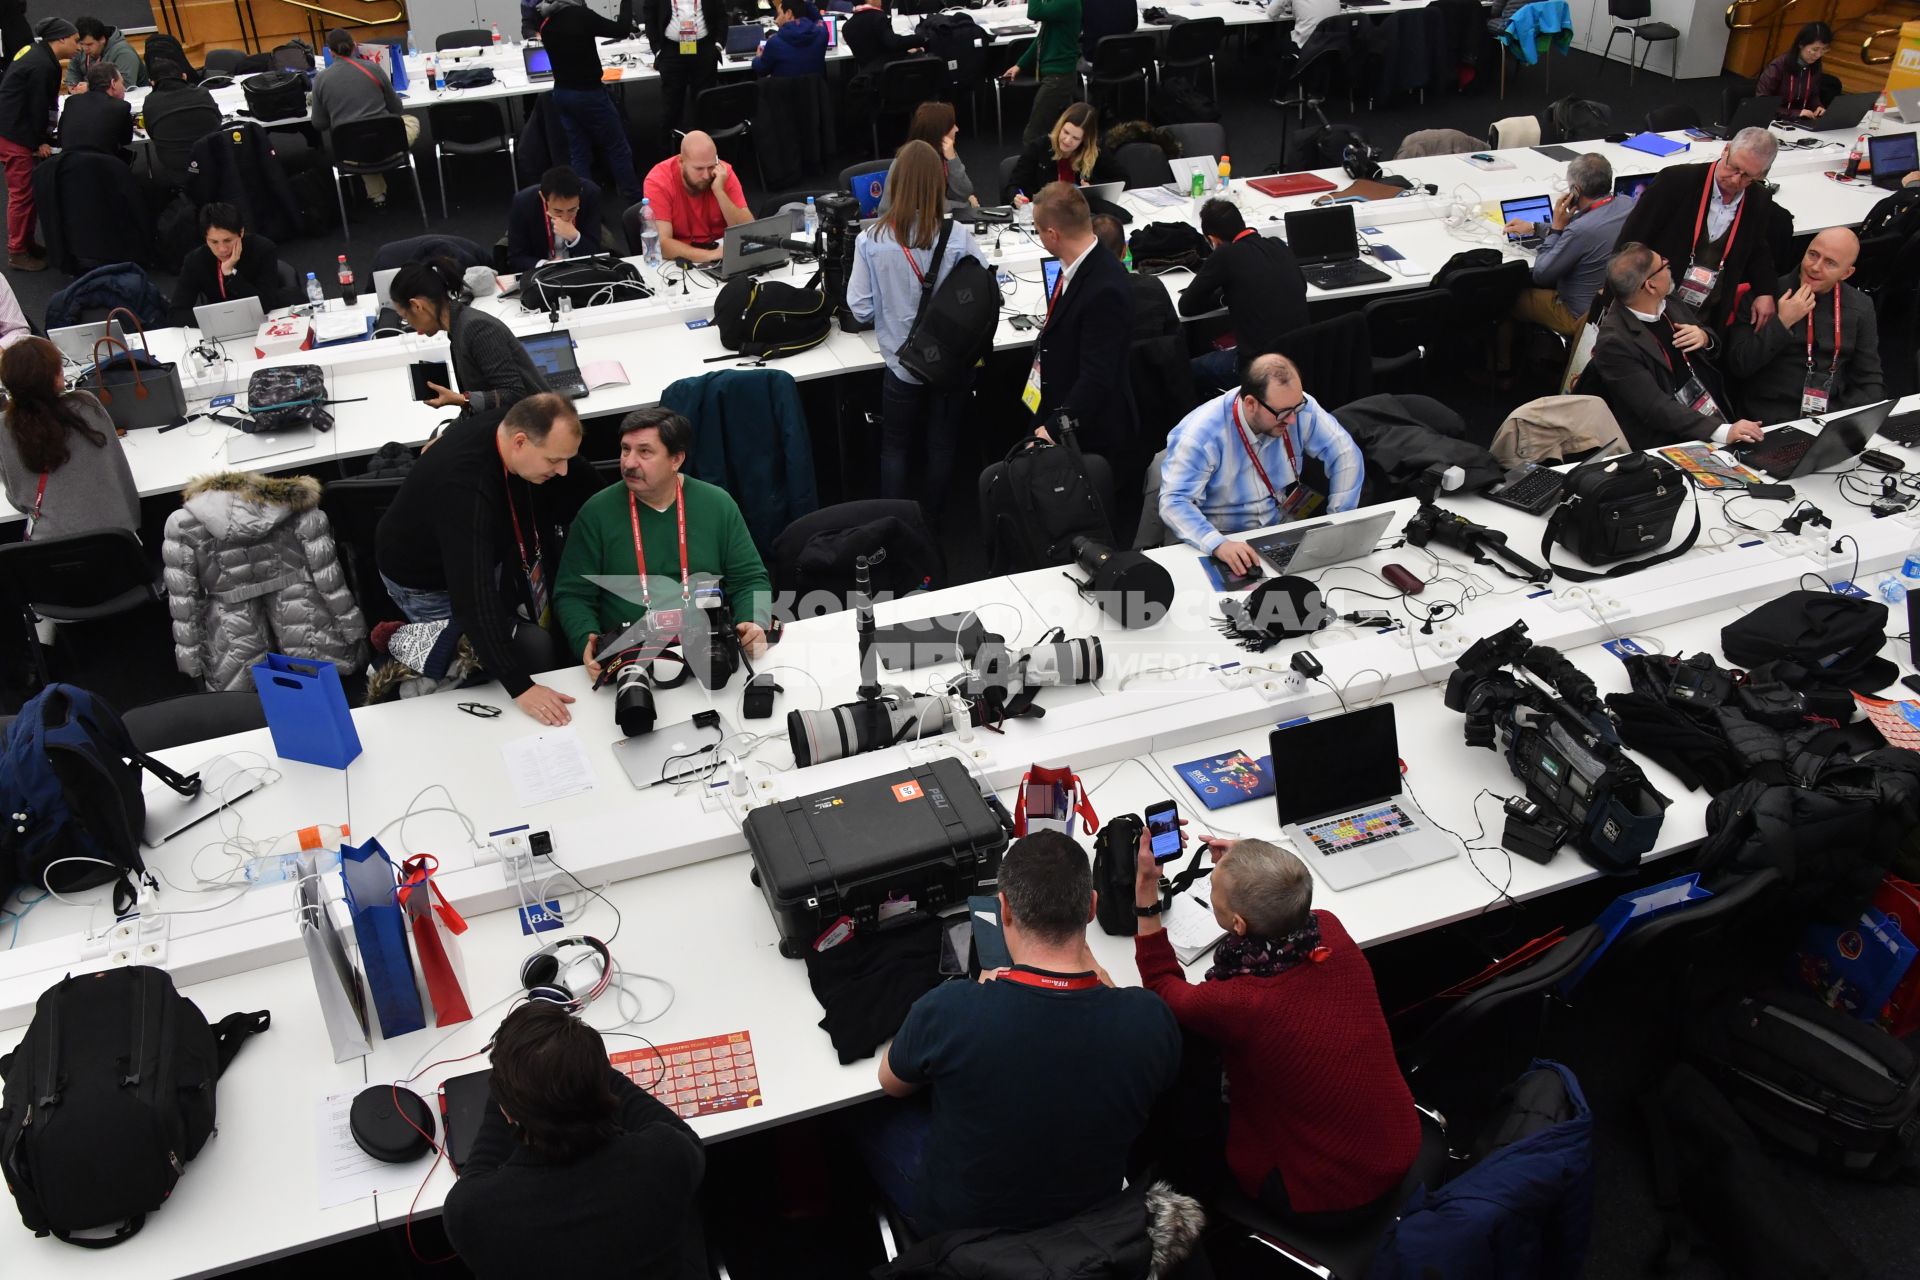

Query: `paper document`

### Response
(1134, 187, 1185, 208)
(500, 729, 599, 807)
(581, 360, 629, 391)
(1166, 892, 1226, 965)
(314, 1090, 427, 1208)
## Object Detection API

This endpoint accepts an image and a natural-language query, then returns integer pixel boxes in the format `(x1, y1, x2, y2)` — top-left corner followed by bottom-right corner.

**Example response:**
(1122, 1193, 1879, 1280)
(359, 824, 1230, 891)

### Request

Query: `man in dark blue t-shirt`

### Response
(870, 830, 1181, 1236)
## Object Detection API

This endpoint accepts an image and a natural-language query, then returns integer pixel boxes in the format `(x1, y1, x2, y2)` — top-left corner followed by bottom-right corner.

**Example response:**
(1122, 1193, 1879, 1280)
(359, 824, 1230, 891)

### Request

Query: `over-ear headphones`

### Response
(520, 935, 612, 1011)
(1343, 143, 1383, 181)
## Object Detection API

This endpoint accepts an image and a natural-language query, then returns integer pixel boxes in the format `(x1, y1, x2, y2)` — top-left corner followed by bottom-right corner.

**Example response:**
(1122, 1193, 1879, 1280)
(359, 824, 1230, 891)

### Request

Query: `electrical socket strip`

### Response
(1389, 620, 1464, 659)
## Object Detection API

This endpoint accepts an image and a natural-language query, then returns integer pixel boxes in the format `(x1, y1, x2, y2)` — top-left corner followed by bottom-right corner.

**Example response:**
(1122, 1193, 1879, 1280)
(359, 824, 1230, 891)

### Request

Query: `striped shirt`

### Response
(1158, 389, 1365, 553)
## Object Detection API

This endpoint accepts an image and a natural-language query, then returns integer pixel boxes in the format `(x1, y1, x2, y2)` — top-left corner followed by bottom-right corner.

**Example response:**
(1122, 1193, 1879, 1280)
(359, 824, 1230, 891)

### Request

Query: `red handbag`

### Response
(1012, 764, 1099, 837)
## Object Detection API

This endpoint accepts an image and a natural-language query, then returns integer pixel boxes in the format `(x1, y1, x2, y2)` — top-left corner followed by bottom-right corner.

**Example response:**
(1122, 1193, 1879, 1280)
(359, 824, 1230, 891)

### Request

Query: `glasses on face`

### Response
(1721, 159, 1767, 184)
(1259, 397, 1305, 428)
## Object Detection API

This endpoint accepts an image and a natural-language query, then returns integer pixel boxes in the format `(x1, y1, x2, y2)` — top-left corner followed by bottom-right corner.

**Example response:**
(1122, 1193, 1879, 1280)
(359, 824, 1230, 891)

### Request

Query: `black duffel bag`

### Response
(1541, 450, 1698, 580)
(518, 254, 651, 312)
(1127, 221, 1209, 273)
(444, 67, 496, 90)
(240, 70, 307, 122)
(1720, 590, 1898, 692)
(713, 275, 831, 359)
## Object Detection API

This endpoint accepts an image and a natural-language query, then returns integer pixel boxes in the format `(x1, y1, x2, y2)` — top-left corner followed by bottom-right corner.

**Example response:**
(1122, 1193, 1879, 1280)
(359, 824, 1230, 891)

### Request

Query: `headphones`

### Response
(520, 935, 612, 1011)
(1343, 143, 1384, 181)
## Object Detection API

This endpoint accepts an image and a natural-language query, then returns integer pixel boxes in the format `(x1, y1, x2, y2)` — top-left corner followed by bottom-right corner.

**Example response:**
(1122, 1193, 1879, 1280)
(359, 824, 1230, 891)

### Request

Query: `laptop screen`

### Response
(520, 332, 579, 376)
(523, 46, 552, 76)
(1270, 704, 1403, 824)
(1282, 204, 1358, 265)
(1614, 173, 1654, 200)
(848, 166, 888, 217)
(1499, 195, 1553, 237)
(1871, 132, 1918, 182)
(725, 24, 763, 53)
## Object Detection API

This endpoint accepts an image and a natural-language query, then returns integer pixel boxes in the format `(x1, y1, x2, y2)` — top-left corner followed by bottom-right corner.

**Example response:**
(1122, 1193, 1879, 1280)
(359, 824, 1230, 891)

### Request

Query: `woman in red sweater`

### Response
(1134, 829, 1419, 1225)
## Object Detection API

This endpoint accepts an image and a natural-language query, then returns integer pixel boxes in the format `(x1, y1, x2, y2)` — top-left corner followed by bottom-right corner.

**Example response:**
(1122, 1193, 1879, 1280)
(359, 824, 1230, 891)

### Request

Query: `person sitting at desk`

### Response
(1266, 0, 1341, 47)
(170, 203, 290, 328)
(752, 0, 828, 77)
(1613, 127, 1780, 329)
(0, 336, 137, 539)
(842, 0, 921, 107)
(1094, 212, 1179, 341)
(539, 0, 646, 205)
(1006, 102, 1120, 205)
(1180, 199, 1308, 394)
(311, 27, 417, 209)
(554, 405, 771, 680)
(877, 101, 979, 212)
(1132, 830, 1420, 1226)
(1496, 151, 1635, 373)
(443, 1002, 707, 1280)
(375, 393, 583, 725)
(867, 829, 1181, 1236)
(58, 63, 134, 164)
(506, 165, 605, 275)
(1580, 243, 1763, 451)
(63, 15, 146, 89)
(1723, 227, 1883, 425)
(1756, 21, 1832, 123)
(1158, 352, 1364, 575)
(388, 256, 549, 414)
(141, 57, 222, 188)
(643, 130, 752, 265)
(0, 18, 81, 273)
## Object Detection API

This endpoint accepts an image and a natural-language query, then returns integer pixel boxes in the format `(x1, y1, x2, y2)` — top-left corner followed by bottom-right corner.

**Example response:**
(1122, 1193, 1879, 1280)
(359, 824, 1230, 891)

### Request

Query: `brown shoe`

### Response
(7, 252, 45, 272)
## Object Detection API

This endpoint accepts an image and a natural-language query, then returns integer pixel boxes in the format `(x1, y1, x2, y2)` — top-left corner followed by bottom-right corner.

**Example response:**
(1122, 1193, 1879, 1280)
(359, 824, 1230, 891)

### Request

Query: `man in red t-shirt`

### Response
(642, 131, 752, 264)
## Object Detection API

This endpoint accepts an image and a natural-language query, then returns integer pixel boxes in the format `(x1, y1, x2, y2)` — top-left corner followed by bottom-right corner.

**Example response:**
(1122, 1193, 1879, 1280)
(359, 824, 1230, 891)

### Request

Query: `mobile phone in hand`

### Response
(1145, 800, 1182, 863)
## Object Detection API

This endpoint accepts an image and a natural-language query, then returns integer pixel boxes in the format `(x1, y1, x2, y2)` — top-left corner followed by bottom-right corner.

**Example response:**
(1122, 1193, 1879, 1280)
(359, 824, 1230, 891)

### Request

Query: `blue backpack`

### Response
(0, 686, 201, 915)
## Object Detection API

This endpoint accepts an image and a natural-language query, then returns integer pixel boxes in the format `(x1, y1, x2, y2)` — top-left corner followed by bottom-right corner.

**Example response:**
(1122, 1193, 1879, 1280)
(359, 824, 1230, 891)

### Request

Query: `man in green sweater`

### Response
(1002, 0, 1083, 148)
(555, 406, 772, 680)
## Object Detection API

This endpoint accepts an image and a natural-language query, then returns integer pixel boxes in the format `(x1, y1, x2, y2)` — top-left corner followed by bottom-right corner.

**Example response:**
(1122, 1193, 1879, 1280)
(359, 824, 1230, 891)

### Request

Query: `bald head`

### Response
(679, 131, 722, 193)
(1800, 226, 1860, 293)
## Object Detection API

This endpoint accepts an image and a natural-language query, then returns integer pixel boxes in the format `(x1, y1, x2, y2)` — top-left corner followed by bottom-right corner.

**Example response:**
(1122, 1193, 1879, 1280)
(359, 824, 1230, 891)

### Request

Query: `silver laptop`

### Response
(1895, 88, 1920, 124)
(1167, 154, 1219, 194)
(226, 424, 320, 465)
(142, 753, 270, 848)
(721, 212, 796, 279)
(1081, 180, 1125, 207)
(1247, 508, 1395, 575)
(611, 711, 739, 788)
(194, 296, 266, 343)
(372, 267, 402, 309)
(50, 318, 127, 369)
(1270, 705, 1457, 892)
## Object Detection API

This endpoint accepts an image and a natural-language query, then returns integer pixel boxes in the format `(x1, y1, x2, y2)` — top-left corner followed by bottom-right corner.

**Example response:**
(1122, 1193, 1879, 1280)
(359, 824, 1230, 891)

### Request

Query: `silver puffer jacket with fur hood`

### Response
(162, 472, 368, 691)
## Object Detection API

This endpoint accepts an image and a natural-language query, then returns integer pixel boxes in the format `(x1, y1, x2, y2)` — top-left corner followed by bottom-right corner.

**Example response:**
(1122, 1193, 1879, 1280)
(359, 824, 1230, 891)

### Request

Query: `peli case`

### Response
(746, 758, 1012, 957)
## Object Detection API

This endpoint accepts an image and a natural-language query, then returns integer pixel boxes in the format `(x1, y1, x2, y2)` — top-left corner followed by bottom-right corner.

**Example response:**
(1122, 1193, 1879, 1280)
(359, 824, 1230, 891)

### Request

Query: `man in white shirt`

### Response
(1267, 0, 1341, 48)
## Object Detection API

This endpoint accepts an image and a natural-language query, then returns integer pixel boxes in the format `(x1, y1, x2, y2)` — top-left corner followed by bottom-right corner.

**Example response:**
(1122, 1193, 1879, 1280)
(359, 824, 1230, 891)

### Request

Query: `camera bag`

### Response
(0, 967, 269, 1246)
(1720, 591, 1898, 693)
(745, 758, 1011, 957)
(1540, 450, 1698, 580)
(896, 218, 999, 391)
(519, 254, 651, 312)
(712, 276, 831, 359)
(239, 70, 307, 122)
(1093, 814, 1145, 936)
(978, 426, 1114, 574)
(1127, 222, 1209, 273)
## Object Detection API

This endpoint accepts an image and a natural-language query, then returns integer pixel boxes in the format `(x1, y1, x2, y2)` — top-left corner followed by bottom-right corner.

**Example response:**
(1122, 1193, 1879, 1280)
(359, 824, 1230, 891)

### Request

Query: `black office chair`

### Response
(328, 116, 429, 238)
(1363, 288, 1451, 382)
(122, 690, 269, 753)
(202, 48, 249, 75)
(319, 475, 408, 626)
(1162, 123, 1227, 164)
(770, 500, 944, 609)
(436, 28, 492, 51)
(871, 56, 946, 156)
(987, 38, 1039, 145)
(1113, 141, 1173, 190)
(429, 101, 516, 219)
(977, 453, 1115, 574)
(1643, 102, 1699, 132)
(997, 153, 1020, 204)
(1159, 16, 1227, 100)
(681, 80, 756, 153)
(1601, 0, 1678, 83)
(1600, 867, 1788, 1013)
(0, 530, 162, 685)
(1082, 33, 1156, 120)
(1439, 258, 1530, 369)
(1850, 230, 1905, 295)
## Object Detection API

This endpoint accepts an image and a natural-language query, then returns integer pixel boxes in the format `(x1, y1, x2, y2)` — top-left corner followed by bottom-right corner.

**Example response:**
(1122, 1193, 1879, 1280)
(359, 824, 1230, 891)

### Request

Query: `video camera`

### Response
(813, 191, 862, 323)
(594, 576, 745, 736)
(1442, 621, 1667, 872)
(1403, 503, 1550, 584)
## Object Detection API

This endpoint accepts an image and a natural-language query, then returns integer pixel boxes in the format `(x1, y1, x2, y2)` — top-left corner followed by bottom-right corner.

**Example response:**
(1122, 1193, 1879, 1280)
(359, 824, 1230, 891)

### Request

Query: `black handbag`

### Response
(1541, 451, 1699, 581)
(444, 67, 496, 89)
(518, 254, 651, 312)
(240, 70, 307, 122)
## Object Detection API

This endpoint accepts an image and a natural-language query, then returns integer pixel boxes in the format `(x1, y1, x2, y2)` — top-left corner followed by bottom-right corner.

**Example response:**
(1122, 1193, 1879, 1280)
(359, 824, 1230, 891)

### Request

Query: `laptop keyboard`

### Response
(1880, 410, 1920, 448)
(1302, 803, 1419, 856)
(1302, 259, 1393, 290)
(1256, 540, 1300, 572)
(1740, 426, 1815, 477)
(1485, 464, 1566, 516)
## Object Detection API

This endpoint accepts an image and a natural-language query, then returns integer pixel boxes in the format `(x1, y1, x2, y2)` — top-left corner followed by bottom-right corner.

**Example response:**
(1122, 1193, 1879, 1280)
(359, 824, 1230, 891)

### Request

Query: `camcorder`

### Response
(1443, 621, 1667, 872)
(593, 576, 744, 737)
(813, 191, 862, 322)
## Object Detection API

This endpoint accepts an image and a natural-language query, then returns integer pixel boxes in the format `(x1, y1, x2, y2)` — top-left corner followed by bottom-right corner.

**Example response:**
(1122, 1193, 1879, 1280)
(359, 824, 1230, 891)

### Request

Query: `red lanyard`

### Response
(627, 480, 690, 613)
(1689, 163, 1745, 264)
(216, 263, 227, 300)
(1807, 289, 1841, 374)
(341, 57, 386, 89)
(496, 438, 541, 579)
(898, 239, 928, 283)
(1232, 228, 1258, 243)
(1233, 399, 1297, 505)
(999, 967, 1103, 992)
(25, 472, 46, 538)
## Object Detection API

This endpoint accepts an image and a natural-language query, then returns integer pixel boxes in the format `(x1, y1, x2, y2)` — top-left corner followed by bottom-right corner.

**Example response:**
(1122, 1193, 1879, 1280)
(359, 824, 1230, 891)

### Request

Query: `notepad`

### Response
(1621, 132, 1688, 158)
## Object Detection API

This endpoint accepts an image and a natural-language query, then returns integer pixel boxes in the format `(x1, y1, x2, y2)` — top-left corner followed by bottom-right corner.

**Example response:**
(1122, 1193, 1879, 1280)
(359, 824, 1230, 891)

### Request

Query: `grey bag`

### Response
(78, 308, 187, 431)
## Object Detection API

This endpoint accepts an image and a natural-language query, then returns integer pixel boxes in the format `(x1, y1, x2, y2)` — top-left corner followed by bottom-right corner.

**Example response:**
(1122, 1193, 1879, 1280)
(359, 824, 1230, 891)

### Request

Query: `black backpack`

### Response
(518, 254, 651, 312)
(1541, 451, 1699, 580)
(979, 427, 1114, 573)
(1128, 221, 1210, 273)
(244, 365, 334, 433)
(914, 13, 993, 82)
(1545, 95, 1612, 143)
(713, 276, 832, 359)
(1861, 187, 1920, 241)
(143, 33, 198, 82)
(896, 220, 998, 390)
(240, 70, 307, 122)
(0, 967, 268, 1247)
(1093, 814, 1145, 936)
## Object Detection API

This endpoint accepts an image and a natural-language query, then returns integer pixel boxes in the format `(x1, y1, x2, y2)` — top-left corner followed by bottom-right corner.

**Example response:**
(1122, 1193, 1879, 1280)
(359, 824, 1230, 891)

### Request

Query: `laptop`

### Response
(1869, 132, 1918, 190)
(522, 44, 554, 82)
(1081, 179, 1125, 208)
(1282, 204, 1392, 290)
(1269, 705, 1458, 891)
(1166, 154, 1217, 194)
(227, 423, 320, 465)
(194, 296, 266, 343)
(49, 318, 127, 369)
(520, 330, 589, 398)
(1720, 94, 1779, 137)
(371, 266, 405, 312)
(848, 164, 889, 217)
(612, 710, 739, 787)
(1735, 398, 1893, 479)
(1613, 172, 1655, 200)
(723, 23, 764, 60)
(1499, 194, 1554, 248)
(1820, 92, 1881, 131)
(721, 212, 794, 279)
(1895, 88, 1920, 125)
(1247, 508, 1395, 575)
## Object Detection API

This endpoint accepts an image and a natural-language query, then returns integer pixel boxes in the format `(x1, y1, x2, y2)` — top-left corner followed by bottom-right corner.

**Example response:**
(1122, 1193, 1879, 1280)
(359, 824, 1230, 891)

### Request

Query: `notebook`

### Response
(1620, 132, 1688, 158)
(1174, 751, 1274, 810)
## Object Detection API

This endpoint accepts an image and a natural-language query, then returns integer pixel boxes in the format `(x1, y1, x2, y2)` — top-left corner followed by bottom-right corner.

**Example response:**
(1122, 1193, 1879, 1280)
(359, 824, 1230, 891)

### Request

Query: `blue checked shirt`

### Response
(1158, 389, 1365, 553)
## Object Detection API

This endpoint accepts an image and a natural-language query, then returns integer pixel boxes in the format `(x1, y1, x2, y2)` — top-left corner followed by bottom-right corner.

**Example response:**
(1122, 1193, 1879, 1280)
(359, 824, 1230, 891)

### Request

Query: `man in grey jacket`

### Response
(311, 27, 418, 205)
(63, 16, 146, 88)
(1507, 152, 1636, 334)
(1723, 228, 1884, 425)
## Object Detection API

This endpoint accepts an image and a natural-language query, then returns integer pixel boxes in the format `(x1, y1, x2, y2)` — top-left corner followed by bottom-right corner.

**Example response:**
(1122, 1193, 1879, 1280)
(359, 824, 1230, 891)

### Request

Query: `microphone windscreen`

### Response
(1090, 550, 1175, 629)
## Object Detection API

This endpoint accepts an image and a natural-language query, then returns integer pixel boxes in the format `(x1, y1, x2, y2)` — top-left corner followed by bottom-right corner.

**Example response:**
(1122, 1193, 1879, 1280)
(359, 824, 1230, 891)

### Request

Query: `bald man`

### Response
(1724, 227, 1884, 424)
(641, 131, 752, 264)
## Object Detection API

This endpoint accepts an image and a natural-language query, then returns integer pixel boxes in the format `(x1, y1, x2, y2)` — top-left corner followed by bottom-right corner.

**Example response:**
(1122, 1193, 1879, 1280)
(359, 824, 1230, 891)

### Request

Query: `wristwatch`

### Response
(1135, 901, 1164, 918)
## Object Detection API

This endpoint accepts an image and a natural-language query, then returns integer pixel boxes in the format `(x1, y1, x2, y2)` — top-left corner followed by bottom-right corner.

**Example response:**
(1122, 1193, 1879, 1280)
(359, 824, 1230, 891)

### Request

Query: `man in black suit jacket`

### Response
(58, 62, 134, 163)
(1613, 128, 1780, 331)
(1031, 183, 1137, 459)
(505, 166, 605, 275)
(644, 0, 729, 148)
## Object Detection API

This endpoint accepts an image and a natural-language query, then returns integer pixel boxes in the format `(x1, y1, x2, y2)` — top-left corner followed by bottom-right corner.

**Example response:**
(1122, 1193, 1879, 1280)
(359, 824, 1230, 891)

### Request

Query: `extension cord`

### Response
(1389, 620, 1464, 658)
(1254, 670, 1305, 704)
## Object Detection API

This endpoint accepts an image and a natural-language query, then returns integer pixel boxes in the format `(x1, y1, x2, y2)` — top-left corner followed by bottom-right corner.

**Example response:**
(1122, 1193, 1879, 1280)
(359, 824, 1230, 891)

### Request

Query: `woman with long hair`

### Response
(907, 100, 977, 207)
(0, 336, 138, 538)
(847, 140, 986, 526)
(1756, 22, 1833, 122)
(389, 256, 549, 414)
(1007, 101, 1120, 203)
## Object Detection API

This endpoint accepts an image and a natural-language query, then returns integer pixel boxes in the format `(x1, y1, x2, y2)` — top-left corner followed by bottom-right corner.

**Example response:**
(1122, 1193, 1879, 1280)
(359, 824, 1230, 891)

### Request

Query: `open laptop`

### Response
(722, 213, 794, 279)
(1613, 172, 1655, 200)
(520, 330, 589, 398)
(723, 23, 764, 61)
(1283, 204, 1392, 290)
(1082, 180, 1125, 208)
(1166, 154, 1217, 194)
(1269, 704, 1458, 891)
(1247, 508, 1395, 575)
(50, 318, 127, 369)
(1735, 398, 1893, 479)
(1895, 88, 1920, 125)
(522, 44, 554, 82)
(848, 164, 889, 217)
(1870, 132, 1918, 190)
(194, 296, 266, 343)
(1716, 94, 1779, 138)
(1499, 194, 1554, 248)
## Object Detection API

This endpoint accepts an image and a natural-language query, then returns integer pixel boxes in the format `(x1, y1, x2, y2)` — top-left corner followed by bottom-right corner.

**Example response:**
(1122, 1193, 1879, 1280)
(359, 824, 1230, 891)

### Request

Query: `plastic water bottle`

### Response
(1014, 189, 1030, 227)
(491, 20, 503, 44)
(804, 196, 818, 241)
(1216, 154, 1232, 201)
(640, 197, 660, 267)
(304, 272, 324, 307)
(1870, 94, 1890, 136)
(336, 254, 356, 305)
(1903, 535, 1920, 582)
(1878, 577, 1907, 605)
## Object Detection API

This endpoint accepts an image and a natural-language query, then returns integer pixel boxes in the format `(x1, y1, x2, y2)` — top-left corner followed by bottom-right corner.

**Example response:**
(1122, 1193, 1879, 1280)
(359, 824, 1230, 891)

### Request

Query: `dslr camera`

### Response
(595, 577, 744, 736)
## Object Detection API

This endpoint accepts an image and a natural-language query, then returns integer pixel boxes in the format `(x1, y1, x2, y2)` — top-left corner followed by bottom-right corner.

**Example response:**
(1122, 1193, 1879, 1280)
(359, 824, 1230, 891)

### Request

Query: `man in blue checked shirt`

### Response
(1158, 353, 1364, 575)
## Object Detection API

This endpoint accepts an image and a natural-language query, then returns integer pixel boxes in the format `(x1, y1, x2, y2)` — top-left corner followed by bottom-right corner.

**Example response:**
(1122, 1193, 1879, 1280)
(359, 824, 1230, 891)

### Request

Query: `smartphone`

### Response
(410, 360, 450, 402)
(1010, 315, 1037, 331)
(1145, 800, 1181, 863)
(1902, 674, 1920, 698)
(437, 1068, 493, 1172)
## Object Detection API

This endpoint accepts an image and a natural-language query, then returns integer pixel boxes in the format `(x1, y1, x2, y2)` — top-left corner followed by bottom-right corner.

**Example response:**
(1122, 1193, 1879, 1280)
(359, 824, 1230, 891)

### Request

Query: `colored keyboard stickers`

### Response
(612, 1030, 762, 1120)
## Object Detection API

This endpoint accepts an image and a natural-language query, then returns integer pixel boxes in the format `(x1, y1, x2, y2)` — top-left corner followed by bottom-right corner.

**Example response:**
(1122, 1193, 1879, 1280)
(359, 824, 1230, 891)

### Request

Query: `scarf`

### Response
(1206, 914, 1330, 981)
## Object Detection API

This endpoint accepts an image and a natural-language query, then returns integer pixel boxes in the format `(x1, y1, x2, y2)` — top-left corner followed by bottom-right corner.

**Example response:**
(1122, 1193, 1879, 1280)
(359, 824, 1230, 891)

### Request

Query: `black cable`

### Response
(543, 852, 623, 946)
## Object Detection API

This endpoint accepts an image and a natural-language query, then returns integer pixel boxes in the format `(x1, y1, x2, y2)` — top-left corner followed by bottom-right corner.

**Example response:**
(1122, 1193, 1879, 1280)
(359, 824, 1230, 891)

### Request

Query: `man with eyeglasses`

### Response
(1614, 127, 1780, 330)
(1156, 352, 1364, 573)
(1582, 243, 1763, 452)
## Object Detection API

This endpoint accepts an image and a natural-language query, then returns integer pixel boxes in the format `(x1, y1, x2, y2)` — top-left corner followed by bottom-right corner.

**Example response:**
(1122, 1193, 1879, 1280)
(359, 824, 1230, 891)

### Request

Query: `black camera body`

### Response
(596, 585, 744, 736)
(1405, 503, 1499, 556)
(814, 190, 862, 321)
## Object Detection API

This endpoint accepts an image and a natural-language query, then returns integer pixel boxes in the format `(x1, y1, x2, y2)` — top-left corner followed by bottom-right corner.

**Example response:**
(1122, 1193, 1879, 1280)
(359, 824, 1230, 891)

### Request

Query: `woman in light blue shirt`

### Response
(847, 140, 986, 527)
